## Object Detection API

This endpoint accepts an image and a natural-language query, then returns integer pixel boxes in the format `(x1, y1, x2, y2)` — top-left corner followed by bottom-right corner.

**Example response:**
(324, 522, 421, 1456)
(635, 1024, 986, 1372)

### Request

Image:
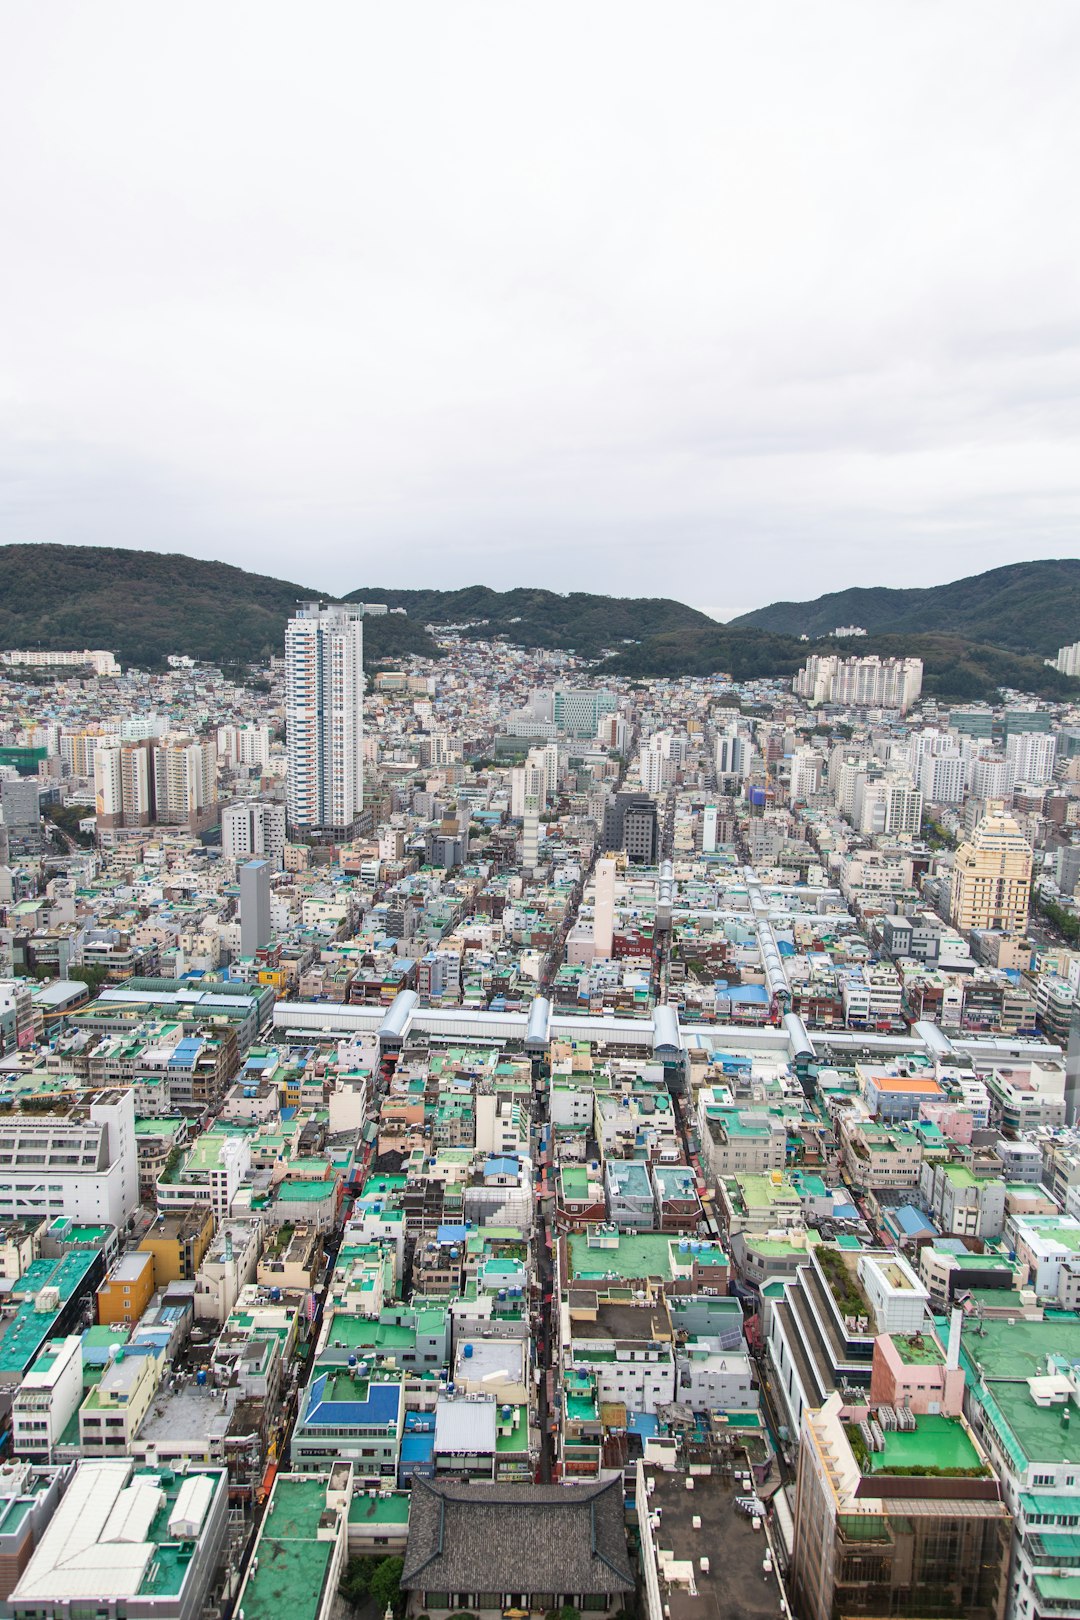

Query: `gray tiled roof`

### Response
(401, 1475, 634, 1595)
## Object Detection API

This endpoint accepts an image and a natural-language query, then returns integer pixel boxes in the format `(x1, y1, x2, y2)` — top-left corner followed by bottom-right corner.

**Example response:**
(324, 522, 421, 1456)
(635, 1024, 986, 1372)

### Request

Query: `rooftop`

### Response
(12, 1460, 223, 1602)
(241, 1476, 337, 1620)
(860, 1414, 984, 1476)
(645, 1466, 784, 1620)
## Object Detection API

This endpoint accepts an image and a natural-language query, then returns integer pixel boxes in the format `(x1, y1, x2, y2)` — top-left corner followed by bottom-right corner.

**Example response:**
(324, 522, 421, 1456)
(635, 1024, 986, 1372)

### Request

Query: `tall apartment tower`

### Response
(949, 800, 1033, 935)
(285, 603, 365, 837)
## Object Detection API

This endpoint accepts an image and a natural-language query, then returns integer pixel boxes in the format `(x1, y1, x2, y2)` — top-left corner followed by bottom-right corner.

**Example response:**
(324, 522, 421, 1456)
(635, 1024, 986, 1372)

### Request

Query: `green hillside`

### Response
(1, 543, 1076, 704)
(603, 626, 1079, 704)
(0, 545, 438, 668)
(730, 559, 1080, 656)
(344, 585, 714, 657)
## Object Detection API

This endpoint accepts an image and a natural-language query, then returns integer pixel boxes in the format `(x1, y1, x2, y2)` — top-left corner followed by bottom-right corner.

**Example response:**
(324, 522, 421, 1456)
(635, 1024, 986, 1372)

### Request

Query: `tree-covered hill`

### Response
(344, 584, 714, 657)
(0, 545, 437, 668)
(730, 559, 1080, 657)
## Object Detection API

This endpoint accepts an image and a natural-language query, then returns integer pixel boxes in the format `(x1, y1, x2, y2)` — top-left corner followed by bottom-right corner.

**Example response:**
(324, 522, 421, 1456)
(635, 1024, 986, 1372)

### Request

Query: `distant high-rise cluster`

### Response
(794, 652, 923, 712)
(1054, 638, 1080, 676)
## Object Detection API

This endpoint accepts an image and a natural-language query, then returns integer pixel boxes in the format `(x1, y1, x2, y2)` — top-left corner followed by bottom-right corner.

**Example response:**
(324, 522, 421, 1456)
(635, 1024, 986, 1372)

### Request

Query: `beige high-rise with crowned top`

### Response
(949, 799, 1033, 935)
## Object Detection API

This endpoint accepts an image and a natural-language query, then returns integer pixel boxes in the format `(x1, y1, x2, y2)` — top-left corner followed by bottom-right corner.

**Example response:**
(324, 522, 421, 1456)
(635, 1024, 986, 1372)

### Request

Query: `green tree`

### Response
(369, 1556, 405, 1619)
(340, 1556, 377, 1608)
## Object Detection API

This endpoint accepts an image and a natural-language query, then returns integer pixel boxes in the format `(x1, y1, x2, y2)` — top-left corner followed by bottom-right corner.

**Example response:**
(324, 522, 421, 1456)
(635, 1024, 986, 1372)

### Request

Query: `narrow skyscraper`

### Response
(285, 602, 366, 838)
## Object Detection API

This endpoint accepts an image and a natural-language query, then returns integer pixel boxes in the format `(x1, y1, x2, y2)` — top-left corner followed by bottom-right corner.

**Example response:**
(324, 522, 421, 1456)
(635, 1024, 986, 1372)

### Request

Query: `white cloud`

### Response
(1, 0, 1078, 614)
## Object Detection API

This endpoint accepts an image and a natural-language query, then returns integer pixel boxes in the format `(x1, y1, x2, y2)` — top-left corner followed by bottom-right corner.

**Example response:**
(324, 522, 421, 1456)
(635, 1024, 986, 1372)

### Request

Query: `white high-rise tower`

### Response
(285, 602, 365, 836)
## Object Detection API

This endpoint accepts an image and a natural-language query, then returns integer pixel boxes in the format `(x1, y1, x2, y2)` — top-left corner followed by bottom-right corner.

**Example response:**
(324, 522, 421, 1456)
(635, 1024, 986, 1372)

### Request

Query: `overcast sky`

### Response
(2, 3, 1079, 619)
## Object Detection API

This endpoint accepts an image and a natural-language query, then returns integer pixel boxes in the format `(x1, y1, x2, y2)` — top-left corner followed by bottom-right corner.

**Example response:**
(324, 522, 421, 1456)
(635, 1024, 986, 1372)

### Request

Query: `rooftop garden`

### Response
(817, 1245, 872, 1322)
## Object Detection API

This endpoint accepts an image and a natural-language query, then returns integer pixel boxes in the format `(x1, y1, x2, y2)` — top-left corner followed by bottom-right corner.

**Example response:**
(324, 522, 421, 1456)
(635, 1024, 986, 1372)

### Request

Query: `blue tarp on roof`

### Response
(889, 1204, 936, 1238)
(484, 1157, 520, 1178)
(170, 1037, 203, 1063)
(436, 1223, 469, 1244)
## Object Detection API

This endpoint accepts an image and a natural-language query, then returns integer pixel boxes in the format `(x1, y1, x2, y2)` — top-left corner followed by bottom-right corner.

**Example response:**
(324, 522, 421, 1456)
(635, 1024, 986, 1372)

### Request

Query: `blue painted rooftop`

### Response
(303, 1373, 402, 1428)
(437, 1223, 469, 1243)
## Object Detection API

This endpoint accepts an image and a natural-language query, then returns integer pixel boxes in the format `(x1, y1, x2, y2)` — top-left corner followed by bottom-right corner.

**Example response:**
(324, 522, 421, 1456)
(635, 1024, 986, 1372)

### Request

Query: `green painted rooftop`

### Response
(865, 1415, 983, 1476)
(242, 1478, 336, 1620)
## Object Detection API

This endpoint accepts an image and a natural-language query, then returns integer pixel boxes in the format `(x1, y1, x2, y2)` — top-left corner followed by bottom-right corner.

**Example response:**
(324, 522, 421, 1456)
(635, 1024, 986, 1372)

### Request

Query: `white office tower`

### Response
(222, 799, 286, 867)
(285, 602, 365, 836)
(789, 746, 823, 805)
(854, 772, 922, 836)
(510, 761, 546, 819)
(702, 804, 719, 854)
(1005, 731, 1058, 787)
(639, 736, 674, 795)
(715, 727, 749, 783)
(593, 856, 617, 959)
(884, 775, 923, 835)
(522, 811, 540, 870)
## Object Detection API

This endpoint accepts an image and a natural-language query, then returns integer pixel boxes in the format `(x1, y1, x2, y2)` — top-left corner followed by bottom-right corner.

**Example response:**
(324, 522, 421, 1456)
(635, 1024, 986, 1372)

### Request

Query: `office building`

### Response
(552, 686, 615, 738)
(970, 754, 1011, 801)
(285, 603, 365, 837)
(221, 798, 286, 867)
(235, 1470, 352, 1620)
(792, 1392, 1010, 1620)
(239, 859, 272, 958)
(919, 750, 967, 804)
(715, 727, 750, 782)
(0, 1090, 138, 1228)
(11, 1335, 84, 1461)
(8, 1459, 229, 1620)
(949, 801, 1033, 935)
(638, 737, 674, 796)
(603, 793, 659, 864)
(789, 746, 823, 804)
(0, 778, 41, 831)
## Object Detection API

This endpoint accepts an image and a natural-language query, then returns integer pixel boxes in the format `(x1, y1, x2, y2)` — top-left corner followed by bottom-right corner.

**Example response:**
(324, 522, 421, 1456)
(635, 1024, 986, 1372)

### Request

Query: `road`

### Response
(532, 1073, 556, 1482)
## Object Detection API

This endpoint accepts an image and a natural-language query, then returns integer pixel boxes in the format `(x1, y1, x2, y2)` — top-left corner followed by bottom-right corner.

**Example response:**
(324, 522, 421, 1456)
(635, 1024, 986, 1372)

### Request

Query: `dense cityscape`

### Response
(1, 602, 1080, 1620)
